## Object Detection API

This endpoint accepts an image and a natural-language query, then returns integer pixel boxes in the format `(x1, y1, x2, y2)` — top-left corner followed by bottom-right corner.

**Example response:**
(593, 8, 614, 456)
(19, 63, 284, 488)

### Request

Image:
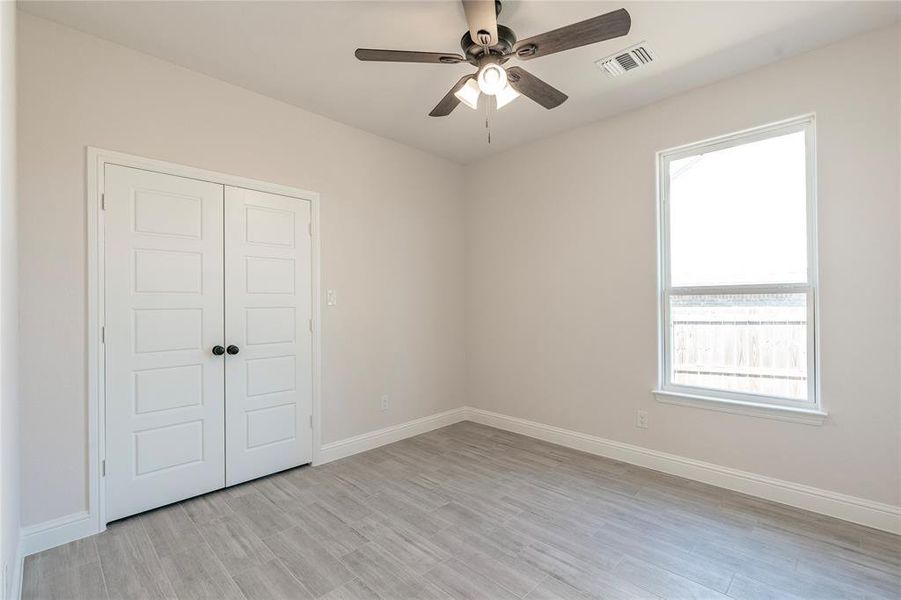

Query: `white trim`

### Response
(653, 390, 827, 425)
(667, 283, 810, 296)
(656, 114, 821, 412)
(10, 548, 23, 600)
(465, 407, 901, 534)
(86, 146, 322, 532)
(20, 511, 93, 557)
(89, 147, 320, 200)
(659, 115, 814, 161)
(318, 408, 468, 464)
(310, 196, 323, 466)
(86, 148, 103, 547)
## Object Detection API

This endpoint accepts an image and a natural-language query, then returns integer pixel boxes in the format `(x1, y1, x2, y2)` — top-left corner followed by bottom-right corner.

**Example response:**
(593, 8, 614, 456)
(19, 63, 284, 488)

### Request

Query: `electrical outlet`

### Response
(636, 409, 649, 429)
(380, 395, 389, 411)
(326, 289, 337, 306)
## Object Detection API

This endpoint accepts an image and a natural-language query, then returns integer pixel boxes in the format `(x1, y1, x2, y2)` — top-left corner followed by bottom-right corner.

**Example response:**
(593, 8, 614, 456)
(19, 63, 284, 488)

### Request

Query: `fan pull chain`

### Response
(484, 93, 494, 144)
(482, 40, 490, 144)
(480, 42, 492, 144)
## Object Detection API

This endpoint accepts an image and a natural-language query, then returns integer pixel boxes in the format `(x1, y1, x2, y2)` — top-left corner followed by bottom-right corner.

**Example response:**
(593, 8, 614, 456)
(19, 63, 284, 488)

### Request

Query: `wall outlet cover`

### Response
(636, 409, 649, 429)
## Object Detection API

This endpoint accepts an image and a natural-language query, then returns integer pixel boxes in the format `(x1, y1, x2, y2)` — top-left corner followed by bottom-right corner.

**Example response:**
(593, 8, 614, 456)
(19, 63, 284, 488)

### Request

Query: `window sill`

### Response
(652, 390, 827, 426)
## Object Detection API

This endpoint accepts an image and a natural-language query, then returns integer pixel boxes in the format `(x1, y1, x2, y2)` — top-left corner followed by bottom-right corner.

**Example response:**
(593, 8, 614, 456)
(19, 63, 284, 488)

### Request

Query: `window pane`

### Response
(669, 130, 808, 286)
(669, 293, 808, 401)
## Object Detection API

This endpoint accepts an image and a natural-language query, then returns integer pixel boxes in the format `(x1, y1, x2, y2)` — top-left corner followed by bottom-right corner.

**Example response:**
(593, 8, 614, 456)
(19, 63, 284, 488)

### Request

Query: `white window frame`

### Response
(655, 115, 825, 424)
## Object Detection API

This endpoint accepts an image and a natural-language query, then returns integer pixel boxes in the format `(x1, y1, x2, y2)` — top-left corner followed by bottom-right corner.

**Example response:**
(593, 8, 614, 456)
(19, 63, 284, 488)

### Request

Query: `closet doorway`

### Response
(89, 150, 321, 525)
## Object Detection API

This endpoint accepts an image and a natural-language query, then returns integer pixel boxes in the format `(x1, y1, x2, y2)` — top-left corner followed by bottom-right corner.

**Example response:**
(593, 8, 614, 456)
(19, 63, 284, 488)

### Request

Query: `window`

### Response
(657, 116, 820, 416)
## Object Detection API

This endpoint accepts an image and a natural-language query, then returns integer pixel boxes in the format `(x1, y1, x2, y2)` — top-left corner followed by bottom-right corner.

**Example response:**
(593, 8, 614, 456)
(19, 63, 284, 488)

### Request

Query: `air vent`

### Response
(596, 42, 655, 78)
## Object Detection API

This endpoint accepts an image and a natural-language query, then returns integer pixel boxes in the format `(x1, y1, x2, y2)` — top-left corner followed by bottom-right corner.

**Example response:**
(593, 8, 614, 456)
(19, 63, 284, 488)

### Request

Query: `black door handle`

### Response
(226, 345, 240, 355)
(212, 345, 225, 356)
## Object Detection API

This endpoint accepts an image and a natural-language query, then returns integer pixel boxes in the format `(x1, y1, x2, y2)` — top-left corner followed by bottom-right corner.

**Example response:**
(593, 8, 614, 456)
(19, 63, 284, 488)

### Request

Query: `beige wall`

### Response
(464, 25, 900, 506)
(1, 0, 19, 592)
(17, 13, 466, 527)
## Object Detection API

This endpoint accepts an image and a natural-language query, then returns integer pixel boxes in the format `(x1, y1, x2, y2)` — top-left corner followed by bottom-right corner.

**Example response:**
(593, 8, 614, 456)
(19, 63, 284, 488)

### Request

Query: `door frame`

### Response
(87, 146, 322, 534)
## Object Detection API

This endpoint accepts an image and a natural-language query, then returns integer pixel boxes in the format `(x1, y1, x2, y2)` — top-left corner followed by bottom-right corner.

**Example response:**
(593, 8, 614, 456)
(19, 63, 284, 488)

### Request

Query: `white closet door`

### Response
(104, 165, 226, 521)
(224, 187, 312, 486)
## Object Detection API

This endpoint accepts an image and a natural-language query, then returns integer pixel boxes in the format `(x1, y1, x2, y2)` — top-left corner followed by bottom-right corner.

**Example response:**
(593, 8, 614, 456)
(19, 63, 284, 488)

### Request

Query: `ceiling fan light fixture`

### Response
(494, 83, 519, 109)
(355, 2, 632, 120)
(454, 78, 481, 110)
(477, 63, 507, 96)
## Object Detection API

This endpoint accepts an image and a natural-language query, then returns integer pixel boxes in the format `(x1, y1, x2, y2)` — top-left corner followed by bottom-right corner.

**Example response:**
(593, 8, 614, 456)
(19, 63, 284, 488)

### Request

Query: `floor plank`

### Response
(231, 559, 314, 600)
(158, 545, 244, 600)
(262, 526, 354, 597)
(95, 518, 176, 599)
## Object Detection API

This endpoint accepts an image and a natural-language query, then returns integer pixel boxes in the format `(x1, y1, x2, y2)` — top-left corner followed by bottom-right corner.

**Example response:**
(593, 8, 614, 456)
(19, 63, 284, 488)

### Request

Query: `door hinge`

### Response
(309, 415, 313, 429)
(101, 193, 105, 210)
(101, 459, 106, 477)
(308, 319, 313, 333)
(308, 222, 312, 236)
(101, 326, 105, 344)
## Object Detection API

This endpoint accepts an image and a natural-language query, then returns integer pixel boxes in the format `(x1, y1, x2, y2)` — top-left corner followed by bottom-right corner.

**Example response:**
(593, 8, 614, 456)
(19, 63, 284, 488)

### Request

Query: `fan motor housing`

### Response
(461, 24, 517, 63)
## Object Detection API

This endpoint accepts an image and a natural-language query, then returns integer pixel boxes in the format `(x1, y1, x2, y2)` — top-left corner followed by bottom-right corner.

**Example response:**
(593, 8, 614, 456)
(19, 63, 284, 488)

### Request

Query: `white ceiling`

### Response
(20, 1, 899, 163)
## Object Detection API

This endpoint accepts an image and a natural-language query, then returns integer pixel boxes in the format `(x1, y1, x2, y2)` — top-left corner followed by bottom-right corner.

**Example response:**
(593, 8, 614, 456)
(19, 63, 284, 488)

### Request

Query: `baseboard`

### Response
(464, 407, 901, 535)
(20, 511, 94, 557)
(19, 404, 898, 563)
(318, 407, 467, 464)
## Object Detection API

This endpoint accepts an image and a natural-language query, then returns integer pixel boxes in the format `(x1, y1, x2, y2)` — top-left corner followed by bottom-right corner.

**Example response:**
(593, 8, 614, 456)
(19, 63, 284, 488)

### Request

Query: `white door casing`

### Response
(104, 165, 226, 521)
(75, 148, 319, 545)
(224, 187, 313, 486)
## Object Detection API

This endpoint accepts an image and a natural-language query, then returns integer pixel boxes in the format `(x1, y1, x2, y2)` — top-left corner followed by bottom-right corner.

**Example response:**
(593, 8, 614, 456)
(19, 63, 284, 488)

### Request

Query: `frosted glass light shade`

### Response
(494, 84, 519, 109)
(477, 64, 507, 95)
(454, 78, 481, 110)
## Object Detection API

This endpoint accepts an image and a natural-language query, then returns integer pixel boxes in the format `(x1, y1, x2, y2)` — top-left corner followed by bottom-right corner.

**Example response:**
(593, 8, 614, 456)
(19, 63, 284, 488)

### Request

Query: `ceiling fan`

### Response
(355, 0, 631, 117)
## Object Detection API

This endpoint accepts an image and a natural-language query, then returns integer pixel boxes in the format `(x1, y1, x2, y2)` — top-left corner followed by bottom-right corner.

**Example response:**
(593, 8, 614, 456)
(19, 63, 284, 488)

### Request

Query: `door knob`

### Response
(212, 345, 226, 356)
(226, 345, 240, 355)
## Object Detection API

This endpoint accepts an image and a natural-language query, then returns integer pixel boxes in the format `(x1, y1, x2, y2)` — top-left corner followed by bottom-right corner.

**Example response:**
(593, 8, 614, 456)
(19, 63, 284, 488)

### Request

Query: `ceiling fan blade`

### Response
(506, 67, 567, 109)
(462, 0, 498, 46)
(513, 8, 631, 60)
(355, 49, 465, 64)
(429, 75, 476, 117)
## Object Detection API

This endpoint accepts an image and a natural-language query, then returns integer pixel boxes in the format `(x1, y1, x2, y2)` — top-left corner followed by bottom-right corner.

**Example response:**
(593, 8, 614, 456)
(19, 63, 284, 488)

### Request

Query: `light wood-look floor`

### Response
(23, 422, 900, 599)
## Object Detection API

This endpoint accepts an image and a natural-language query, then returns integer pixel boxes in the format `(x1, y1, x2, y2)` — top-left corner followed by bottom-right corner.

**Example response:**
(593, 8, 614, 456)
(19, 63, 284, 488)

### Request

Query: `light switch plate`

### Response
(326, 289, 337, 306)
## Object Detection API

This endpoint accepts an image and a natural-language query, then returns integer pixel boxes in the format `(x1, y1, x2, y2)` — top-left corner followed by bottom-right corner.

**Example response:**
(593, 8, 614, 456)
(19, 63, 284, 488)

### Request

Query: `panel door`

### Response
(224, 187, 312, 486)
(105, 165, 226, 521)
